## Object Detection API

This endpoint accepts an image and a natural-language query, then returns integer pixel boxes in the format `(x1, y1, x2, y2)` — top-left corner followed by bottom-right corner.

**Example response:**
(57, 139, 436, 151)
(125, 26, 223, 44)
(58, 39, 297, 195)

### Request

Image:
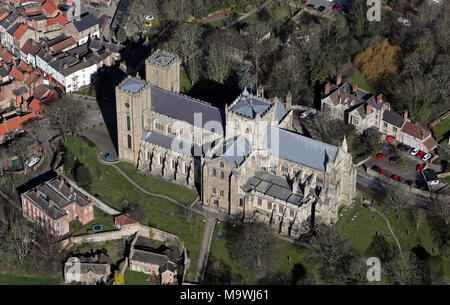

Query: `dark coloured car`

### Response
(391, 175, 404, 182)
(318, 6, 325, 11)
(307, 4, 315, 8)
(389, 156, 401, 163)
(59, 4, 69, 11)
(90, 2, 100, 7)
(372, 165, 386, 175)
(405, 180, 413, 186)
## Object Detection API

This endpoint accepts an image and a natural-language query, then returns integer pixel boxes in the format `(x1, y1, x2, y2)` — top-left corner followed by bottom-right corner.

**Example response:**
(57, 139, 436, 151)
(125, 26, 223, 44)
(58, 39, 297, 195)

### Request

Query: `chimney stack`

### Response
(366, 104, 372, 115)
(324, 82, 330, 95)
(257, 86, 264, 98)
(286, 91, 292, 110)
(336, 74, 342, 86)
(403, 110, 408, 121)
(352, 83, 357, 93)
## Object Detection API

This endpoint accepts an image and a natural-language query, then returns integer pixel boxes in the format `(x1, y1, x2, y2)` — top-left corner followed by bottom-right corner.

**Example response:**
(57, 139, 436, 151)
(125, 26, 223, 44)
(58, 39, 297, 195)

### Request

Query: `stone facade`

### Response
(115, 51, 357, 238)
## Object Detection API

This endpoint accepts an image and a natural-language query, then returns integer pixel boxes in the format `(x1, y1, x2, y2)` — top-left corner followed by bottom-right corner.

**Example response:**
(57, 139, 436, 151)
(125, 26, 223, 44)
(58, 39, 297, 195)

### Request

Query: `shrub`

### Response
(74, 164, 93, 190)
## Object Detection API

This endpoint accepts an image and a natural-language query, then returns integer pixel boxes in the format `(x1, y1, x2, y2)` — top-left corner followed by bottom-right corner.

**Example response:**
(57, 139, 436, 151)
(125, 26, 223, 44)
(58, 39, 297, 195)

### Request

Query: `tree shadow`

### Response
(187, 78, 241, 109)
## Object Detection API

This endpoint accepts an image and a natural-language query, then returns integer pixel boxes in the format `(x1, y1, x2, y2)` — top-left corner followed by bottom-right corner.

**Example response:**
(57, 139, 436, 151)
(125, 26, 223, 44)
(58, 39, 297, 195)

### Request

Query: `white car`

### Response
(422, 153, 432, 161)
(398, 16, 411, 27)
(300, 110, 310, 118)
(410, 148, 420, 156)
(25, 156, 40, 167)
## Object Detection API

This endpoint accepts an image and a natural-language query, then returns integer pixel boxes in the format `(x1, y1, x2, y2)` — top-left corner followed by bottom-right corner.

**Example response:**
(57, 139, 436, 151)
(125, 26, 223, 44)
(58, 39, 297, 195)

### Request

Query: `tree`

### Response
(7, 213, 35, 266)
(45, 98, 86, 141)
(74, 164, 92, 190)
(409, 208, 426, 231)
(354, 39, 401, 86)
(203, 257, 232, 284)
(366, 234, 397, 263)
(114, 270, 125, 285)
(429, 196, 450, 226)
(231, 222, 278, 270)
(26, 120, 50, 151)
(314, 113, 355, 146)
(206, 43, 234, 84)
(237, 62, 256, 91)
(116, 28, 126, 44)
(385, 184, 411, 218)
(7, 135, 34, 174)
(385, 255, 423, 285)
(123, 201, 148, 224)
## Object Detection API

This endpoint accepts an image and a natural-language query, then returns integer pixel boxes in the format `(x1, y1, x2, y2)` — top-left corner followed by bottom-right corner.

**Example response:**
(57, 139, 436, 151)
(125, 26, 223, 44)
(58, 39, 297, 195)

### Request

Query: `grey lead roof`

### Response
(214, 135, 252, 167)
(73, 13, 99, 32)
(151, 86, 225, 135)
(230, 95, 272, 118)
(242, 171, 305, 206)
(382, 110, 404, 128)
(119, 77, 146, 94)
(147, 52, 176, 67)
(263, 126, 338, 172)
(142, 130, 201, 157)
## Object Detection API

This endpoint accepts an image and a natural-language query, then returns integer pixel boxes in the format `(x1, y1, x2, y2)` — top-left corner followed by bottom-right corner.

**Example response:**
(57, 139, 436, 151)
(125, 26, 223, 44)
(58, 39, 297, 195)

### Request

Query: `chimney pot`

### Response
(352, 83, 357, 93)
(336, 74, 342, 86)
(377, 94, 383, 103)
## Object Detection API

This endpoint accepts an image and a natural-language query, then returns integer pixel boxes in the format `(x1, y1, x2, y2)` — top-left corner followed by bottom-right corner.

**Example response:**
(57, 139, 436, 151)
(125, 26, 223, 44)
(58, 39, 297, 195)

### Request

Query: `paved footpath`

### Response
(194, 217, 216, 283)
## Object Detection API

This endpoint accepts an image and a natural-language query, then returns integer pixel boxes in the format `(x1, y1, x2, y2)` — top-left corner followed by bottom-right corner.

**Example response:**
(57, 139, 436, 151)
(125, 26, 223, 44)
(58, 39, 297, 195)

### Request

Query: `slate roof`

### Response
(263, 126, 338, 172)
(382, 110, 404, 128)
(13, 86, 28, 96)
(119, 77, 146, 94)
(147, 51, 176, 67)
(0, 67, 9, 77)
(230, 95, 272, 118)
(72, 12, 99, 32)
(0, 12, 19, 30)
(142, 130, 201, 157)
(242, 171, 305, 205)
(130, 249, 169, 266)
(213, 135, 251, 167)
(151, 86, 225, 135)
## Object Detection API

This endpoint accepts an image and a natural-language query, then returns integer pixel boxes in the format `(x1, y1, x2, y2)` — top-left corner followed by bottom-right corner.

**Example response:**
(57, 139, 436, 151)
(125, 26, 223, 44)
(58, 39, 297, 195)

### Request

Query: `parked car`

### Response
(144, 14, 154, 21)
(25, 156, 40, 167)
(416, 163, 426, 172)
(389, 156, 401, 163)
(318, 5, 326, 11)
(300, 110, 310, 118)
(391, 175, 404, 182)
(376, 153, 384, 160)
(386, 136, 396, 144)
(307, 4, 315, 8)
(422, 153, 432, 161)
(90, 2, 100, 7)
(310, 114, 317, 120)
(405, 180, 413, 186)
(416, 150, 425, 158)
(332, 4, 341, 11)
(398, 16, 411, 27)
(410, 148, 420, 156)
(372, 165, 386, 175)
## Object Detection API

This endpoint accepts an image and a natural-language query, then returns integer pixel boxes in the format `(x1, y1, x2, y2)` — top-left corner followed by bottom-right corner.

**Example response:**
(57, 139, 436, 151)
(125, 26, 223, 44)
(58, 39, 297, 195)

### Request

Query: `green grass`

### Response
(208, 19, 226, 28)
(70, 207, 116, 236)
(209, 222, 319, 284)
(238, 14, 259, 26)
(63, 137, 204, 282)
(0, 272, 60, 285)
(351, 70, 376, 93)
(124, 270, 155, 285)
(434, 116, 450, 143)
(116, 163, 198, 205)
(74, 239, 125, 267)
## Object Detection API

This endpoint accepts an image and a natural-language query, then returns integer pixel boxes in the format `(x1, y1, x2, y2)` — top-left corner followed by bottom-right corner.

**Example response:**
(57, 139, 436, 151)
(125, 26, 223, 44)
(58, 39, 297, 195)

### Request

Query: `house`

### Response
(64, 253, 112, 285)
(20, 175, 95, 236)
(64, 12, 100, 45)
(42, 1, 60, 18)
(114, 214, 138, 230)
(422, 169, 439, 186)
(400, 119, 438, 152)
(128, 234, 178, 284)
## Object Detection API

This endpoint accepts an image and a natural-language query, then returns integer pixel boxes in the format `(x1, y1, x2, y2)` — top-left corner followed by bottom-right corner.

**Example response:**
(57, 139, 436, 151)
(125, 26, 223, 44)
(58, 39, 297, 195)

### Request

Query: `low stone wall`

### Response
(56, 170, 122, 216)
(67, 224, 190, 283)
(437, 172, 450, 179)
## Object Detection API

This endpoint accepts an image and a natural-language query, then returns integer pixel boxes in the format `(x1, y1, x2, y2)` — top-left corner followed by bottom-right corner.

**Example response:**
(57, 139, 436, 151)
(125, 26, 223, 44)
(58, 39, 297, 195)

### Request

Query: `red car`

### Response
(376, 153, 384, 160)
(386, 136, 396, 143)
(333, 4, 341, 11)
(416, 150, 425, 158)
(391, 175, 404, 182)
(416, 163, 425, 172)
(372, 165, 386, 175)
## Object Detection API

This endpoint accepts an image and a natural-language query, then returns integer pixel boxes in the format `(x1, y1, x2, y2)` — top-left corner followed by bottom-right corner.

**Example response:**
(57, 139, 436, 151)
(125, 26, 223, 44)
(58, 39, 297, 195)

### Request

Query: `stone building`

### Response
(64, 253, 111, 285)
(115, 50, 357, 238)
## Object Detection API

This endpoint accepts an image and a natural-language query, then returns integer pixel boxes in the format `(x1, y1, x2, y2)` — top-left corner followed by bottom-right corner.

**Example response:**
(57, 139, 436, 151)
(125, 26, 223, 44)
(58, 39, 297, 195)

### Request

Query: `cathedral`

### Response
(115, 50, 357, 238)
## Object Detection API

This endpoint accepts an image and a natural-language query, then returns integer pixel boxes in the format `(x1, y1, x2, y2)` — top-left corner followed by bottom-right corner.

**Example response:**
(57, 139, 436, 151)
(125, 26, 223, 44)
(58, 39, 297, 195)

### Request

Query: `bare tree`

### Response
(7, 135, 34, 175)
(206, 43, 234, 84)
(232, 222, 278, 270)
(7, 214, 35, 266)
(409, 208, 426, 231)
(45, 98, 86, 141)
(429, 195, 450, 226)
(26, 120, 50, 151)
(385, 184, 411, 218)
(385, 255, 423, 285)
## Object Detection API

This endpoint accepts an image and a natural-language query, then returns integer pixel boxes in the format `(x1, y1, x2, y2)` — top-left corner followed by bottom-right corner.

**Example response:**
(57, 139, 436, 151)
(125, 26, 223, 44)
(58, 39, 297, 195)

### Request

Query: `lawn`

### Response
(208, 19, 226, 28)
(63, 137, 205, 281)
(124, 270, 157, 285)
(434, 116, 450, 143)
(351, 70, 376, 93)
(208, 222, 320, 284)
(336, 200, 450, 282)
(0, 272, 60, 285)
(238, 14, 259, 26)
(72, 239, 125, 266)
(70, 207, 116, 236)
(116, 162, 198, 205)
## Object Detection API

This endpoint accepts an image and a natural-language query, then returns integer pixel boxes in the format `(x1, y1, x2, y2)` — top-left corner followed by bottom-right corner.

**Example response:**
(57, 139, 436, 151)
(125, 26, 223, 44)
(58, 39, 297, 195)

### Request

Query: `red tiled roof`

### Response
(0, 48, 15, 62)
(423, 137, 438, 151)
(29, 97, 43, 112)
(0, 122, 7, 136)
(21, 39, 41, 55)
(13, 24, 28, 40)
(56, 14, 68, 26)
(50, 36, 76, 52)
(9, 68, 24, 81)
(18, 61, 33, 73)
(0, 9, 9, 22)
(33, 85, 50, 100)
(5, 117, 21, 131)
(24, 72, 40, 86)
(47, 17, 57, 26)
(42, 1, 58, 15)
(115, 215, 138, 227)
(19, 112, 36, 125)
(401, 121, 431, 140)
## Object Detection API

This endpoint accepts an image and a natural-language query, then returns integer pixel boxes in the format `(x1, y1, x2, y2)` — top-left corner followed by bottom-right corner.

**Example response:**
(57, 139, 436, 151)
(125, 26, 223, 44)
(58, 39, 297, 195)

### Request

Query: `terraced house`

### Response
(321, 77, 438, 152)
(115, 50, 357, 238)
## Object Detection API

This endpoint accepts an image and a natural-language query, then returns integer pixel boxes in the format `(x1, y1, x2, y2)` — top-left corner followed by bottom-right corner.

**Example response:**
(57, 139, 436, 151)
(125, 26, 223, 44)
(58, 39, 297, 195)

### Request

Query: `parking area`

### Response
(365, 143, 442, 190)
(303, 0, 349, 15)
